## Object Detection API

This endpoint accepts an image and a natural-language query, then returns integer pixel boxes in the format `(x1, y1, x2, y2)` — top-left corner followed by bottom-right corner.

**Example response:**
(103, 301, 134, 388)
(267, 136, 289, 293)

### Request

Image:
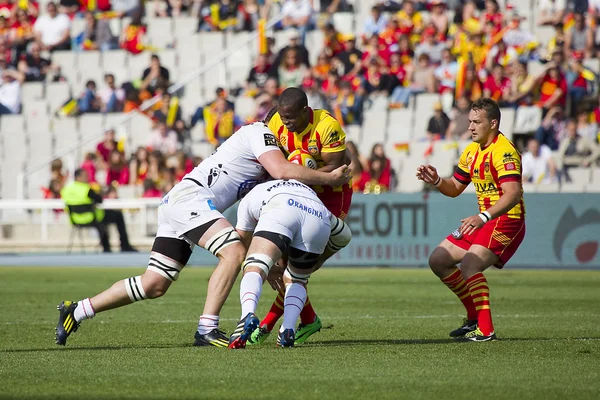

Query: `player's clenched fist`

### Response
(330, 164, 352, 186)
(416, 165, 439, 184)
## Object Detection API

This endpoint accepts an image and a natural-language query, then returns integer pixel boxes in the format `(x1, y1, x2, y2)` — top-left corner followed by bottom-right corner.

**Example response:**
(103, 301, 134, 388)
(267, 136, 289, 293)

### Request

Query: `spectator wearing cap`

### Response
(503, 11, 538, 53)
(415, 26, 446, 65)
(280, 0, 315, 43)
(0, 68, 23, 114)
(364, 5, 388, 36)
(272, 31, 310, 70)
(33, 2, 70, 52)
(564, 12, 594, 59)
(538, 0, 567, 26)
(426, 101, 450, 140)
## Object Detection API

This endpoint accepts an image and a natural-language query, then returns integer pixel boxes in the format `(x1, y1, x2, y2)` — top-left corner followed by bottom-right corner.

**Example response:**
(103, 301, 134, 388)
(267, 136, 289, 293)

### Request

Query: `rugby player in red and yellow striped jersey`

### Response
(250, 87, 353, 345)
(417, 98, 525, 342)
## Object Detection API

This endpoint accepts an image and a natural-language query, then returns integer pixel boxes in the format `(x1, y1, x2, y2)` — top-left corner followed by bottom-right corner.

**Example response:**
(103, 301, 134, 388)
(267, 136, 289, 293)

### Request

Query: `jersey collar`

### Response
(480, 132, 502, 150)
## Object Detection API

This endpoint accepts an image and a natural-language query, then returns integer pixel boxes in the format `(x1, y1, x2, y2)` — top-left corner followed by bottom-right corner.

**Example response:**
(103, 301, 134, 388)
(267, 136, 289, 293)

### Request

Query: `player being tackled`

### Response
(417, 98, 526, 342)
(229, 179, 349, 348)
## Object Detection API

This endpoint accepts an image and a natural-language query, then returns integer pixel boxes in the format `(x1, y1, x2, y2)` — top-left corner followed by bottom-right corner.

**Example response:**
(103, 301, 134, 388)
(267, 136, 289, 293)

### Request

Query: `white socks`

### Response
(197, 315, 220, 335)
(281, 283, 307, 332)
(73, 298, 95, 323)
(240, 272, 263, 318)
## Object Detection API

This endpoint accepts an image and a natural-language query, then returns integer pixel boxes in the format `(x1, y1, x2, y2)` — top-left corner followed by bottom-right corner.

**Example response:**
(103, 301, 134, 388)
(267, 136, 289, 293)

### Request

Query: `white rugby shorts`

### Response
(156, 180, 224, 240)
(256, 195, 331, 254)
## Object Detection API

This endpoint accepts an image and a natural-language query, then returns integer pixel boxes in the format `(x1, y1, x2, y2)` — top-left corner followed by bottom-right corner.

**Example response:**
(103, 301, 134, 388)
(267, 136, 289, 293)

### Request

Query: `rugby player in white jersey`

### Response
(55, 112, 351, 347)
(228, 179, 351, 348)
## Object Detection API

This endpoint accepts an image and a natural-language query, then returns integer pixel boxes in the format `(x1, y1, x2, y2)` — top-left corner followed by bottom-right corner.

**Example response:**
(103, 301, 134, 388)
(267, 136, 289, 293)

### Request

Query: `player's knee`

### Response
(242, 253, 274, 278)
(428, 246, 452, 271)
(219, 241, 246, 268)
(327, 216, 352, 253)
(141, 271, 171, 299)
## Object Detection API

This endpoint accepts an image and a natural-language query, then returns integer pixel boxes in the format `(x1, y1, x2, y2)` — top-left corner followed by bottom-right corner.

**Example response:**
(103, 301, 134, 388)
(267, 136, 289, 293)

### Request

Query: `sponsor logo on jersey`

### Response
(484, 161, 490, 173)
(473, 168, 479, 175)
(264, 133, 277, 146)
(329, 131, 340, 142)
(502, 152, 518, 163)
(161, 195, 169, 205)
(308, 144, 319, 155)
(207, 199, 217, 210)
(330, 141, 342, 148)
(474, 182, 497, 193)
(280, 135, 287, 147)
(207, 164, 228, 187)
(451, 229, 463, 239)
(189, 211, 201, 220)
(287, 198, 323, 219)
(505, 162, 516, 171)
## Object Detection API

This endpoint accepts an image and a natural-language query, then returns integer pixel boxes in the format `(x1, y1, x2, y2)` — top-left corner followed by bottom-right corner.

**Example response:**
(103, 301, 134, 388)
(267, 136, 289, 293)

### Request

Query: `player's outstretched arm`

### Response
(416, 165, 467, 198)
(258, 150, 350, 187)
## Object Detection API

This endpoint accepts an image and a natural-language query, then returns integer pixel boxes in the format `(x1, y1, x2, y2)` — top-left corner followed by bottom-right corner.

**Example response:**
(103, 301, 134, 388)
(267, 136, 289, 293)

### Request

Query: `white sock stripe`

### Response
(330, 217, 343, 235)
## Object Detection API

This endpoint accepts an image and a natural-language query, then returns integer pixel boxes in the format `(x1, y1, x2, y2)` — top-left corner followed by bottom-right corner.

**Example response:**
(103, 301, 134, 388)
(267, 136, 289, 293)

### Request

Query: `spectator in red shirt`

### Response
(97, 129, 119, 167)
(361, 34, 389, 66)
(142, 177, 162, 198)
(80, 152, 97, 183)
(483, 64, 511, 104)
(538, 62, 568, 112)
(481, 0, 503, 34)
(106, 149, 130, 186)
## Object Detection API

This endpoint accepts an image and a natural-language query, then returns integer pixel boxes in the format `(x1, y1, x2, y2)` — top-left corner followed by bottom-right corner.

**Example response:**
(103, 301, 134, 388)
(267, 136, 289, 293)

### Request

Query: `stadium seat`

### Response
(117, 185, 138, 199)
(0, 114, 25, 137)
(527, 61, 546, 78)
(24, 100, 50, 134)
(128, 53, 152, 81)
(104, 113, 128, 131)
(413, 93, 440, 140)
(45, 82, 71, 113)
(513, 106, 542, 134)
(2, 117, 28, 165)
(499, 107, 516, 140)
(344, 124, 362, 144)
(79, 114, 104, 141)
(202, 65, 228, 99)
(191, 142, 215, 159)
(359, 110, 387, 155)
(52, 118, 79, 153)
(128, 112, 154, 149)
(21, 82, 44, 102)
(533, 25, 555, 47)
(78, 51, 102, 73)
(25, 169, 51, 199)
(175, 35, 201, 72)
(71, 18, 86, 40)
(234, 96, 256, 121)
(147, 18, 174, 49)
(228, 65, 251, 88)
(387, 108, 413, 143)
(432, 141, 459, 177)
(583, 58, 600, 75)
(51, 51, 78, 84)
(173, 16, 198, 38)
(199, 32, 225, 61)
(28, 131, 53, 168)
(332, 13, 355, 35)
(189, 122, 206, 143)
(566, 168, 592, 184)
(158, 50, 177, 76)
(102, 50, 128, 72)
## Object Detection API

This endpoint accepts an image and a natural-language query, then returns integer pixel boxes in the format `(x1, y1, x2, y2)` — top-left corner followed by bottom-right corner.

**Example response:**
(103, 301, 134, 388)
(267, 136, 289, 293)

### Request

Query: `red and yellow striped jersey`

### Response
(268, 108, 347, 192)
(453, 133, 525, 219)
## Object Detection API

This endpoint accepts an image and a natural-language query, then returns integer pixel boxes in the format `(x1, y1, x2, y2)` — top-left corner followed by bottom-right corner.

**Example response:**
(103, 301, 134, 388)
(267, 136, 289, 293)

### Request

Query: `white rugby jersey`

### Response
(236, 179, 332, 232)
(182, 122, 280, 211)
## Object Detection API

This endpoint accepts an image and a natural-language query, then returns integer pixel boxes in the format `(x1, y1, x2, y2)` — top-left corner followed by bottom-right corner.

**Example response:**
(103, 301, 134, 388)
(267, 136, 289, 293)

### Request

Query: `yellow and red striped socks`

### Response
(260, 289, 285, 331)
(466, 272, 494, 335)
(441, 268, 478, 321)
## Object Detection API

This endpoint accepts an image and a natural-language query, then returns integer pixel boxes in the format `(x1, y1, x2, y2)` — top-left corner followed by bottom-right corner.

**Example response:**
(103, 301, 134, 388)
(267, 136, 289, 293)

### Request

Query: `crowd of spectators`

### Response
(3, 0, 600, 197)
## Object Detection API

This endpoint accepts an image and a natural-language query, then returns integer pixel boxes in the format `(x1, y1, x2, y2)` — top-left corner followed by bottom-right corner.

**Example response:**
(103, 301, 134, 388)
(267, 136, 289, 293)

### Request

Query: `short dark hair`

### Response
(74, 168, 86, 179)
(278, 87, 308, 109)
(471, 98, 501, 126)
(151, 54, 159, 61)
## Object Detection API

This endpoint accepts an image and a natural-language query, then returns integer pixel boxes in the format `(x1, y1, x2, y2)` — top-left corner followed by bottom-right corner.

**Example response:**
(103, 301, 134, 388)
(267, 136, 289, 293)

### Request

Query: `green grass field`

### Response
(1, 267, 599, 400)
